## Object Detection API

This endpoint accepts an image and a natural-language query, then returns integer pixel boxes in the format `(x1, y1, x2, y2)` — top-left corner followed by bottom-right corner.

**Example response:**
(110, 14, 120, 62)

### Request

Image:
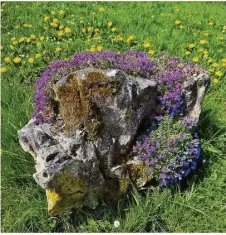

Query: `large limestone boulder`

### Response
(18, 67, 209, 215)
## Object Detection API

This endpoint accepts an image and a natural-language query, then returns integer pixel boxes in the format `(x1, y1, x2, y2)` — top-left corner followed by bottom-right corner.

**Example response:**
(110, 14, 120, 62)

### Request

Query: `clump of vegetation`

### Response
(134, 116, 200, 186)
(33, 51, 205, 125)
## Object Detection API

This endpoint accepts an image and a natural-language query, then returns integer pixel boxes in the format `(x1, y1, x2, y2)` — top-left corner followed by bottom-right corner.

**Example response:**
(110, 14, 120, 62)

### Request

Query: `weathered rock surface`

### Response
(182, 71, 210, 118)
(18, 68, 209, 215)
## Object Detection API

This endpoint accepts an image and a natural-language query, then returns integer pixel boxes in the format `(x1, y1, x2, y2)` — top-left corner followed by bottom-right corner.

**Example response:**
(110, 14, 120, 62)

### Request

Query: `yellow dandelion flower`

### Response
(221, 58, 226, 63)
(209, 69, 214, 73)
(44, 16, 50, 22)
(40, 36, 45, 41)
(58, 30, 64, 37)
(51, 10, 56, 15)
(51, 22, 58, 28)
(30, 34, 36, 40)
(127, 35, 135, 42)
(185, 51, 191, 55)
(144, 42, 151, 48)
(11, 37, 16, 41)
(19, 37, 26, 43)
(82, 28, 86, 33)
(1, 67, 7, 73)
(36, 42, 41, 47)
(65, 27, 72, 33)
(215, 71, 223, 77)
(26, 38, 31, 43)
(56, 47, 62, 52)
(4, 57, 11, 63)
(204, 32, 209, 37)
(189, 44, 195, 49)
(99, 7, 105, 12)
(222, 63, 226, 67)
(28, 58, 35, 63)
(97, 45, 103, 51)
(108, 22, 113, 27)
(10, 45, 14, 50)
(212, 63, 219, 68)
(203, 50, 208, 55)
(213, 78, 219, 84)
(208, 22, 213, 26)
(13, 40, 18, 45)
(27, 24, 32, 28)
(53, 19, 58, 24)
(200, 39, 207, 45)
(175, 20, 181, 25)
(59, 25, 64, 30)
(193, 57, 199, 63)
(13, 57, 22, 63)
(116, 35, 124, 42)
(35, 53, 41, 59)
(223, 26, 226, 30)
(111, 27, 117, 32)
(94, 28, 100, 33)
(90, 47, 96, 52)
(23, 23, 28, 27)
(59, 10, 64, 15)
(88, 26, 93, 32)
(148, 50, 155, 56)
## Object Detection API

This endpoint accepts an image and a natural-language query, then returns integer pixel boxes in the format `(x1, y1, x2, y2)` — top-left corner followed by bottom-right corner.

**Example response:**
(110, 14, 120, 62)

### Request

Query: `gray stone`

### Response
(182, 71, 210, 118)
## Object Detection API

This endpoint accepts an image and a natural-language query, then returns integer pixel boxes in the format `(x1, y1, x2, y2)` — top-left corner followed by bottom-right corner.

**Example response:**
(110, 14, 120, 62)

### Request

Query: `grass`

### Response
(1, 1, 226, 232)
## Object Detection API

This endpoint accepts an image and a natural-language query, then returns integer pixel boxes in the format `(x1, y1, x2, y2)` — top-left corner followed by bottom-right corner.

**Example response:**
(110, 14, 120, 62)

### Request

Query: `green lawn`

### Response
(1, 1, 226, 232)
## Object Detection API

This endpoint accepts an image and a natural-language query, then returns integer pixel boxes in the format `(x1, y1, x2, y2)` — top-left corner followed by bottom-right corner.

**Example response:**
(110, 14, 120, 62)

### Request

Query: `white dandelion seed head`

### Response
(114, 220, 120, 228)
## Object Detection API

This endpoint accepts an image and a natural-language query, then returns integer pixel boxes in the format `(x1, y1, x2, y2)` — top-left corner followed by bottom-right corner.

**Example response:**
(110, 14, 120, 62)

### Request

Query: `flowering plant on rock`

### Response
(134, 115, 200, 186)
(31, 50, 208, 188)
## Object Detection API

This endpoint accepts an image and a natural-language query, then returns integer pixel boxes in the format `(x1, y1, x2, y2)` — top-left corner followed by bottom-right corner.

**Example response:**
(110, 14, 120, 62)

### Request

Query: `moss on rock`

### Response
(54, 70, 122, 139)
(129, 161, 153, 188)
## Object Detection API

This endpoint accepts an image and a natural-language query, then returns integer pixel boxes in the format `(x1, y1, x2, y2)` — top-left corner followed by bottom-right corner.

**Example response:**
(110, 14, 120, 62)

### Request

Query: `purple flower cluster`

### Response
(133, 54, 204, 186)
(154, 55, 204, 117)
(33, 51, 205, 125)
(134, 115, 201, 186)
(32, 51, 158, 124)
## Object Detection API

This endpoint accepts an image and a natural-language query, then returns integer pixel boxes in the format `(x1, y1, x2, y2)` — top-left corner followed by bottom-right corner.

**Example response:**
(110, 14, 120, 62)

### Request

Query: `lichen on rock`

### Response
(46, 170, 87, 215)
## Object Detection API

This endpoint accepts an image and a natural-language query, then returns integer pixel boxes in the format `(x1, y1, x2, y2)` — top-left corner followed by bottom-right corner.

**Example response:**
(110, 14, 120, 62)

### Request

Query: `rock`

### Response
(18, 68, 157, 215)
(182, 71, 210, 119)
(18, 67, 209, 215)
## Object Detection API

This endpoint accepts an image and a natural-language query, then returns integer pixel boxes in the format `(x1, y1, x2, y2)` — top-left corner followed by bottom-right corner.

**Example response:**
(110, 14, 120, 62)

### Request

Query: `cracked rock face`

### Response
(18, 68, 209, 215)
